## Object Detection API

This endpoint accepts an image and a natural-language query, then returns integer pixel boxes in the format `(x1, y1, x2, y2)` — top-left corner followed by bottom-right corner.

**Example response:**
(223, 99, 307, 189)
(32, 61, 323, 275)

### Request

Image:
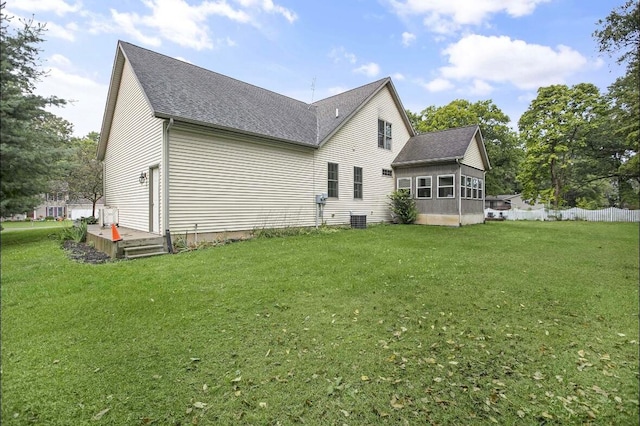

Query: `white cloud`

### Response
(35, 62, 108, 137)
(401, 31, 416, 47)
(329, 47, 357, 64)
(110, 9, 162, 47)
(389, 0, 550, 34)
(234, 0, 298, 23)
(8, 0, 82, 16)
(49, 54, 73, 68)
(353, 62, 381, 78)
(468, 79, 493, 95)
(421, 77, 454, 92)
(439, 35, 588, 90)
(392, 72, 405, 81)
(93, 0, 295, 50)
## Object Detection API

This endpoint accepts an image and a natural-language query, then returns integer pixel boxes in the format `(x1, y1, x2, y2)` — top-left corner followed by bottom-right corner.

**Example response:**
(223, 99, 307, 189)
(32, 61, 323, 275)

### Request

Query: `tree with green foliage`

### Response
(410, 99, 522, 195)
(67, 132, 103, 218)
(388, 189, 417, 224)
(517, 83, 608, 210)
(0, 4, 71, 217)
(593, 0, 639, 207)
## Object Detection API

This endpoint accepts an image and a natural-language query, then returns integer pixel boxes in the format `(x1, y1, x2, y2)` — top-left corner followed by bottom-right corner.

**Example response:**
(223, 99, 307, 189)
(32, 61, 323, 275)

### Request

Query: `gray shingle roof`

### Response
(392, 125, 481, 166)
(117, 41, 394, 147)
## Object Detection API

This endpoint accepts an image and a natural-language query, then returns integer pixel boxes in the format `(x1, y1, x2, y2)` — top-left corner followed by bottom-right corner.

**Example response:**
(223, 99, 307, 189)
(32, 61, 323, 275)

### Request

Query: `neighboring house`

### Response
(98, 41, 416, 240)
(34, 191, 68, 220)
(67, 197, 105, 220)
(392, 125, 491, 226)
(485, 194, 544, 210)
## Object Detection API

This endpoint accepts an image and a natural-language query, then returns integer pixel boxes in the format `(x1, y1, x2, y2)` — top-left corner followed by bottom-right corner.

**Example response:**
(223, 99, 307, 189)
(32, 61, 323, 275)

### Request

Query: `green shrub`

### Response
(80, 216, 99, 225)
(388, 189, 418, 224)
(58, 221, 88, 243)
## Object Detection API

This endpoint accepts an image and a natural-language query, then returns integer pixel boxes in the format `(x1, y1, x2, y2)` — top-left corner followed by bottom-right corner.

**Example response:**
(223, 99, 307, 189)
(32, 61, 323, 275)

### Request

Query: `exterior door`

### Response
(150, 166, 160, 234)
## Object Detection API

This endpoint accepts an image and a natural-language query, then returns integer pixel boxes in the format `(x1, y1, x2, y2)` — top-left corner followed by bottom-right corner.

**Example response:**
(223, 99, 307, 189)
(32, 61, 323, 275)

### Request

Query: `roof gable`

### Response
(392, 125, 490, 170)
(99, 41, 415, 159)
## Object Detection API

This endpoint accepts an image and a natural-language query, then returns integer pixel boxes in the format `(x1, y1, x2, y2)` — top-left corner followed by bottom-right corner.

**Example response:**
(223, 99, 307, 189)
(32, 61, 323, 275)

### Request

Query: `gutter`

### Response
(456, 159, 462, 227)
(164, 118, 173, 252)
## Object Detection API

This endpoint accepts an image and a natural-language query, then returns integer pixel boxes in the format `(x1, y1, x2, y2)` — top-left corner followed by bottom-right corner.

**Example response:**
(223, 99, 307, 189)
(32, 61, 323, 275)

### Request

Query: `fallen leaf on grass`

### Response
(361, 375, 370, 381)
(231, 376, 242, 383)
(517, 410, 525, 418)
(193, 402, 207, 409)
(259, 402, 267, 408)
(340, 409, 350, 417)
(532, 371, 544, 380)
(390, 395, 405, 409)
(92, 408, 110, 420)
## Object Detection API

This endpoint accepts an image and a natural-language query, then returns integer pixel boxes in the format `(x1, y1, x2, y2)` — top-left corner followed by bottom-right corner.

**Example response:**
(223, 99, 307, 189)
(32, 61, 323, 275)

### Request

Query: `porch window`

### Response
(478, 178, 484, 199)
(466, 176, 473, 199)
(397, 177, 411, 196)
(472, 178, 479, 199)
(354, 166, 363, 199)
(328, 162, 339, 198)
(378, 119, 392, 150)
(437, 174, 455, 198)
(460, 175, 467, 199)
(416, 176, 432, 199)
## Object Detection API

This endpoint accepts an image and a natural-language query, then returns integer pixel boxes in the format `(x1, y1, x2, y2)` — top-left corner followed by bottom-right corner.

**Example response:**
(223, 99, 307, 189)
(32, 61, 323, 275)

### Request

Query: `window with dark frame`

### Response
(382, 168, 393, 177)
(378, 119, 392, 150)
(328, 162, 339, 198)
(354, 166, 363, 199)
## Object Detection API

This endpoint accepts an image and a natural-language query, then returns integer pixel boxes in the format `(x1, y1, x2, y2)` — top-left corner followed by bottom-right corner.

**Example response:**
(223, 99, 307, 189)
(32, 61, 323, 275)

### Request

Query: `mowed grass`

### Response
(1, 220, 72, 231)
(1, 222, 638, 425)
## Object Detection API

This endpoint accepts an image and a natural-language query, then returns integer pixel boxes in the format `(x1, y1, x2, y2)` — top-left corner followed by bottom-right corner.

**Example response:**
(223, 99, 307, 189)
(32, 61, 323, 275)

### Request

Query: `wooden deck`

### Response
(87, 225, 167, 259)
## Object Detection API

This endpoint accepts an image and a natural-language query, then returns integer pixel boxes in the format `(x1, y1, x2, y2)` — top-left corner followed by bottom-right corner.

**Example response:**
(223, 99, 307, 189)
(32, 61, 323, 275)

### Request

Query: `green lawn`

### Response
(1, 222, 638, 425)
(1, 220, 72, 231)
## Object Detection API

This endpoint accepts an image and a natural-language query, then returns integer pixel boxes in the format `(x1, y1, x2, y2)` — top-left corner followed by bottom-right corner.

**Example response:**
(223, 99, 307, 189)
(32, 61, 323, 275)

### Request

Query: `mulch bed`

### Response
(63, 240, 112, 264)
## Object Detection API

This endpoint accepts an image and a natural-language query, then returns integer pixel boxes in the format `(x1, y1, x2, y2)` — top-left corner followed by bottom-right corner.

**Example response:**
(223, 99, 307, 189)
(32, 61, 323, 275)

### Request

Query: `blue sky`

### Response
(5, 0, 626, 137)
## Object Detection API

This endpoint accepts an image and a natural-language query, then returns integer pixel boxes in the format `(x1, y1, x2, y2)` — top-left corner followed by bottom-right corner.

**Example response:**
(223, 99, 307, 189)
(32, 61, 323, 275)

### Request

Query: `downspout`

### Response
(164, 118, 173, 252)
(456, 159, 462, 227)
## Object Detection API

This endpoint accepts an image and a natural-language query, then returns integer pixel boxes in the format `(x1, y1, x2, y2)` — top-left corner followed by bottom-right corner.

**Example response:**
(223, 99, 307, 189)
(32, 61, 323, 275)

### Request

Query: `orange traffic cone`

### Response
(111, 224, 123, 242)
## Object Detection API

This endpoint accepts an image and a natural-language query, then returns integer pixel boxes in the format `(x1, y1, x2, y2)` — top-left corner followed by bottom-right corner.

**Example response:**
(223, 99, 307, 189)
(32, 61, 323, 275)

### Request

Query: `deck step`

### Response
(123, 244, 166, 259)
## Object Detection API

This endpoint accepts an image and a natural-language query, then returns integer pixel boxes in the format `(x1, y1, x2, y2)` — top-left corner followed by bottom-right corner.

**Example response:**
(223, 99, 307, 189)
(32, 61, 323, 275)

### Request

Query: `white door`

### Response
(150, 167, 160, 234)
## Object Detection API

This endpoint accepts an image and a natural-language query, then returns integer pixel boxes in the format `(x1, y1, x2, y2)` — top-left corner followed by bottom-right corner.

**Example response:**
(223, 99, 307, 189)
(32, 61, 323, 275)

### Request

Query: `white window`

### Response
(328, 162, 339, 198)
(378, 119, 392, 150)
(437, 175, 455, 198)
(472, 178, 479, 199)
(466, 176, 473, 199)
(354, 166, 363, 199)
(416, 176, 432, 199)
(478, 178, 484, 199)
(397, 177, 411, 196)
(460, 175, 467, 199)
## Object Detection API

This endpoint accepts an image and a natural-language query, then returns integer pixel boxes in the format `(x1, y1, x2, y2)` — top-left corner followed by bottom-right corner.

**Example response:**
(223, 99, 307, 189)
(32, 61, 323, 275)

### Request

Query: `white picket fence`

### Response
(485, 207, 640, 222)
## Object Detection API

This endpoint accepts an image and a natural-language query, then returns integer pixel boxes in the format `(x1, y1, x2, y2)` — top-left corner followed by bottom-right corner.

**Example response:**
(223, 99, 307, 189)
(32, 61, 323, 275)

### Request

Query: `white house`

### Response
(98, 41, 416, 241)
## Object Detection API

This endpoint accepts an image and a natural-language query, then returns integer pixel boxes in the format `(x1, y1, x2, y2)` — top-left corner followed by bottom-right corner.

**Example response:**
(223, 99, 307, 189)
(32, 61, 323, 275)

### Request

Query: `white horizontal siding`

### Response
(314, 86, 412, 225)
(461, 134, 485, 170)
(103, 61, 164, 232)
(169, 127, 316, 233)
